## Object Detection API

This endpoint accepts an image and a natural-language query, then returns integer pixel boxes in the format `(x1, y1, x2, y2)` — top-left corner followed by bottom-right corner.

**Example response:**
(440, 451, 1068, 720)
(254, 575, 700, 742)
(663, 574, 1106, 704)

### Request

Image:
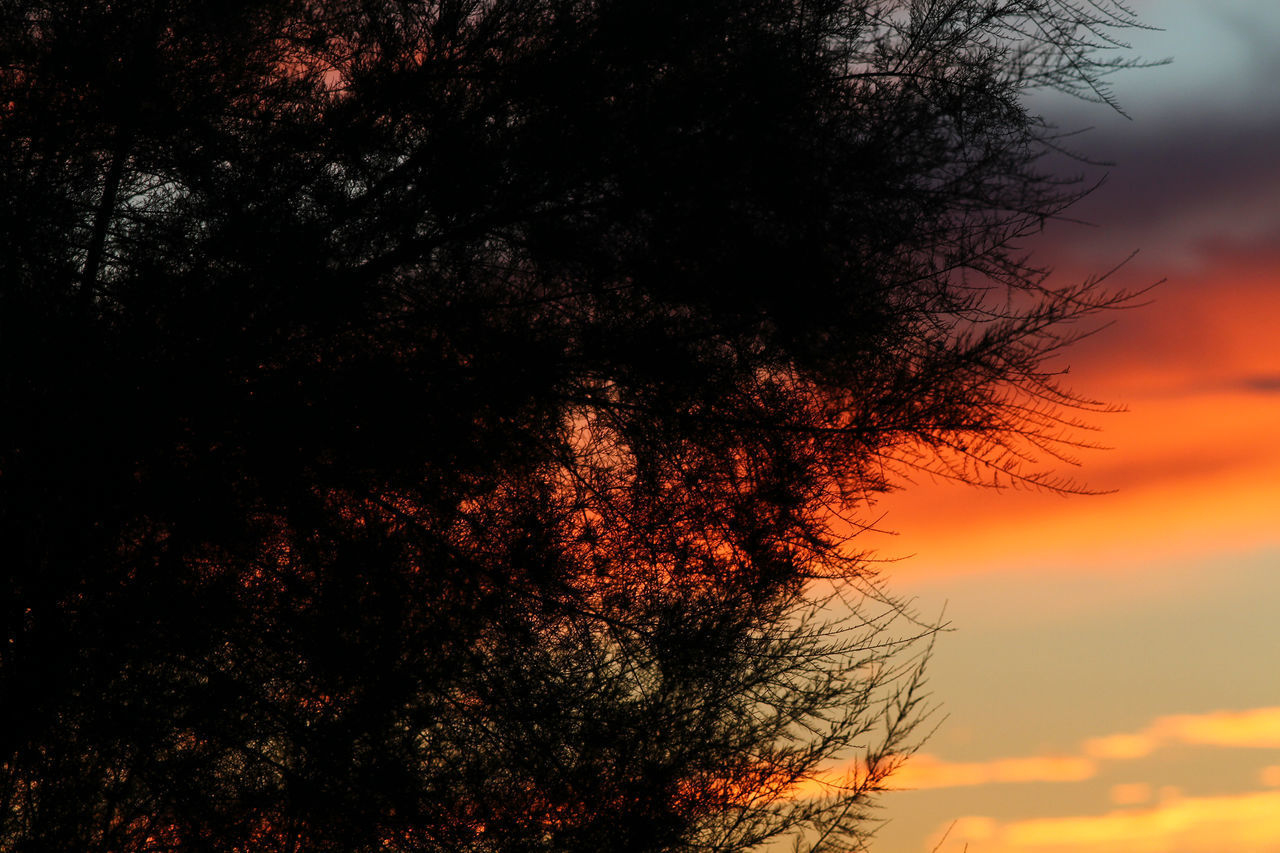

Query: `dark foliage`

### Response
(1, 1, 1148, 850)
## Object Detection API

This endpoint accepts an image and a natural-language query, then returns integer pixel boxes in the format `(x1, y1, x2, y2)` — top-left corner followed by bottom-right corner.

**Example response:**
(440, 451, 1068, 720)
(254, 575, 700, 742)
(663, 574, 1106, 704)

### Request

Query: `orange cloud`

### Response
(793, 706, 1280, 805)
(791, 752, 1097, 798)
(1083, 732, 1157, 761)
(1152, 707, 1280, 749)
(890, 754, 1096, 790)
(862, 254, 1280, 584)
(798, 707, 1280, 801)
(1108, 782, 1151, 806)
(1085, 707, 1280, 759)
(870, 388, 1280, 582)
(932, 790, 1280, 853)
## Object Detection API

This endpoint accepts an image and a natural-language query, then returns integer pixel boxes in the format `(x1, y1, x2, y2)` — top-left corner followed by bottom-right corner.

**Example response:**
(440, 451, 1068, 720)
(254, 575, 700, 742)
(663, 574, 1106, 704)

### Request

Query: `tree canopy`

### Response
(1, 1, 1148, 850)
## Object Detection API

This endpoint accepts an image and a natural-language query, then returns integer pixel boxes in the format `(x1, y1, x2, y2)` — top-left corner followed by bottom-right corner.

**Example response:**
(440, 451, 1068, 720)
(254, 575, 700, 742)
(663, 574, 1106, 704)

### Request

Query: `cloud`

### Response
(1023, 4, 1280, 270)
(889, 754, 1096, 790)
(1020, 108, 1280, 276)
(890, 707, 1280, 850)
(932, 789, 1280, 853)
(795, 707, 1280, 800)
(874, 340, 1280, 582)
(1154, 707, 1280, 749)
(883, 706, 1280, 795)
(1108, 782, 1151, 806)
(788, 752, 1097, 799)
(1084, 732, 1158, 761)
(1239, 373, 1280, 394)
(1085, 707, 1280, 758)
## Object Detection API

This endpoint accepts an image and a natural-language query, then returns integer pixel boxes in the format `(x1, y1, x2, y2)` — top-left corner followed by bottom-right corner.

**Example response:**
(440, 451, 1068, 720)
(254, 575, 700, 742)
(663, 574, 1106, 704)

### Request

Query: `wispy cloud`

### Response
(796, 706, 1280, 800)
(876, 363, 1280, 581)
(889, 754, 1096, 790)
(1108, 782, 1151, 806)
(931, 789, 1280, 853)
(1084, 706, 1280, 759)
(1239, 373, 1280, 394)
(786, 752, 1096, 800)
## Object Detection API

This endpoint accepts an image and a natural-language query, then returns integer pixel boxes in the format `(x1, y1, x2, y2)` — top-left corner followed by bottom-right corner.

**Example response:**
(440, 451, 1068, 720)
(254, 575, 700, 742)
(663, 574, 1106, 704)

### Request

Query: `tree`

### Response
(1, 1, 1148, 850)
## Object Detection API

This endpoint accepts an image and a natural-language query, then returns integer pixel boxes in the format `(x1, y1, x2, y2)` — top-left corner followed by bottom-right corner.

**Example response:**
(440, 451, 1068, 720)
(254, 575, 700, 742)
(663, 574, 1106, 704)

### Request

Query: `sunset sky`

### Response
(861, 3, 1280, 851)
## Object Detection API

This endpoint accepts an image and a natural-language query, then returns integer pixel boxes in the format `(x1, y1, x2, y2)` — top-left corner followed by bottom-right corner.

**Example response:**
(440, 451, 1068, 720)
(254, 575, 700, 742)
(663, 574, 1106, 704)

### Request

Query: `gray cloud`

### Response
(1238, 374, 1280, 394)
(1016, 3, 1280, 269)
(1027, 109, 1280, 270)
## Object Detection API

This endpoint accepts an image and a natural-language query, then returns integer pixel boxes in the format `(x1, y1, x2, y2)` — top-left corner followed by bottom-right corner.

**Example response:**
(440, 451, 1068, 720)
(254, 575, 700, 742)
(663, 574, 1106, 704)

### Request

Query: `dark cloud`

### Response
(1020, 0, 1280, 272)
(1030, 109, 1280, 267)
(1238, 374, 1280, 394)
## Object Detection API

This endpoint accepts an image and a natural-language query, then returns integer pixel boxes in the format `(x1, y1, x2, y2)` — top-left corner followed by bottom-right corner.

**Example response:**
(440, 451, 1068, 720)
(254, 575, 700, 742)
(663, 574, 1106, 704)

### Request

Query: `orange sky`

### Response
(872, 250, 1280, 582)
(855, 4, 1280, 851)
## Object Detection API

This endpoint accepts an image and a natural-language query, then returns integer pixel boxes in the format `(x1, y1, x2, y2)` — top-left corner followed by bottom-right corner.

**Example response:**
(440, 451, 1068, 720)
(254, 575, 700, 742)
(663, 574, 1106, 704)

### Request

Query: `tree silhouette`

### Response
(2, 1, 1149, 850)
